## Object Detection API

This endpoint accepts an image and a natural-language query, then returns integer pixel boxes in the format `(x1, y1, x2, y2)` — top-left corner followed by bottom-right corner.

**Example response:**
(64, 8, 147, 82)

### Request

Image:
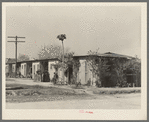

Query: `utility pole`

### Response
(7, 36, 25, 78)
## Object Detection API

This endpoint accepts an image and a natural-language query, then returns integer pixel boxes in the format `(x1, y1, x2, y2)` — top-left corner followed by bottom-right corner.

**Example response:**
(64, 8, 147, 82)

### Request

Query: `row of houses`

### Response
(5, 52, 137, 85)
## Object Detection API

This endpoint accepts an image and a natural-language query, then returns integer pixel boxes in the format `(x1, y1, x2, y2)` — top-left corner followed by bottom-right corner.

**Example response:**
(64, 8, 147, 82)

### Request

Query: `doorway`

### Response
(65, 66, 73, 84)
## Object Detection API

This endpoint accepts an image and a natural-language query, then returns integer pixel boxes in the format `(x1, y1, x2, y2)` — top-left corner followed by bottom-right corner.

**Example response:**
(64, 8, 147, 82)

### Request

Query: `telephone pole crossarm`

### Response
(7, 41, 25, 42)
(7, 41, 16, 42)
(8, 36, 25, 38)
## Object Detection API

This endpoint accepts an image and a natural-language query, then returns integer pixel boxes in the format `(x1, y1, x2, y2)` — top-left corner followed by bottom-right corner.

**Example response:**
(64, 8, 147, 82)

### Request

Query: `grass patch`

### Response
(6, 83, 46, 89)
(6, 83, 89, 103)
(6, 86, 82, 97)
(6, 94, 91, 103)
(6, 90, 91, 103)
(92, 88, 141, 95)
(6, 78, 15, 81)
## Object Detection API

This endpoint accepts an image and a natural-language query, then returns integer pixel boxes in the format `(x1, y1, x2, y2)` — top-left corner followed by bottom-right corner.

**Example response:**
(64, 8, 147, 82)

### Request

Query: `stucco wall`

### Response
(32, 62, 40, 79)
(48, 61, 58, 80)
(58, 68, 67, 82)
(48, 61, 67, 82)
(78, 59, 94, 85)
(79, 60, 86, 84)
(21, 63, 27, 76)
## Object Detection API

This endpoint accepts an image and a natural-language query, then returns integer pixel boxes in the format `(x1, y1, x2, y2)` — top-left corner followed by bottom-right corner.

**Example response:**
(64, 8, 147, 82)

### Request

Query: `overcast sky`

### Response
(6, 5, 141, 59)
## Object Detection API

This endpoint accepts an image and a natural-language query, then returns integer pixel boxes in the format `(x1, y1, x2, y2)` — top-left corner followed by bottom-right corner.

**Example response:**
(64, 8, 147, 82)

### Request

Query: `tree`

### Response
(106, 57, 141, 87)
(57, 34, 66, 61)
(57, 34, 66, 41)
(37, 44, 70, 60)
(53, 51, 81, 84)
(38, 44, 61, 59)
(71, 58, 80, 84)
(124, 58, 141, 87)
(106, 57, 128, 87)
(86, 50, 109, 87)
(57, 34, 66, 82)
(86, 49, 141, 87)
(18, 53, 30, 61)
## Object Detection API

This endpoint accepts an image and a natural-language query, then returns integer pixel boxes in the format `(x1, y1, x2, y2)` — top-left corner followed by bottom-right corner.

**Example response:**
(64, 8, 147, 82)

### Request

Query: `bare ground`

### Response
(6, 93, 141, 109)
(5, 78, 141, 109)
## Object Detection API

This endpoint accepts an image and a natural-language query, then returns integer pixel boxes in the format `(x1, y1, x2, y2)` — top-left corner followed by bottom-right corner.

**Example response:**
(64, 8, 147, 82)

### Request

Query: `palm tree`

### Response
(57, 34, 66, 82)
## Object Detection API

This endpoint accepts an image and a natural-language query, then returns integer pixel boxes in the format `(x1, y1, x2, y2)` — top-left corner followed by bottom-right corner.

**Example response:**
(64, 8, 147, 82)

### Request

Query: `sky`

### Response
(6, 5, 141, 59)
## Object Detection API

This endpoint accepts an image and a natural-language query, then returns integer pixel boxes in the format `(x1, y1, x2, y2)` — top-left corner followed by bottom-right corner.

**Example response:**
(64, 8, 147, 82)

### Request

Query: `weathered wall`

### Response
(86, 63, 96, 86)
(48, 61, 58, 80)
(57, 67, 67, 82)
(21, 63, 27, 77)
(78, 59, 94, 85)
(78, 60, 86, 84)
(32, 62, 40, 79)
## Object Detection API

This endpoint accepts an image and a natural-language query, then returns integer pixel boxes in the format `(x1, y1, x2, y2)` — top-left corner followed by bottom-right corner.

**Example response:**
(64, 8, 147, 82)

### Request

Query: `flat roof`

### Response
(6, 52, 135, 64)
(6, 58, 60, 64)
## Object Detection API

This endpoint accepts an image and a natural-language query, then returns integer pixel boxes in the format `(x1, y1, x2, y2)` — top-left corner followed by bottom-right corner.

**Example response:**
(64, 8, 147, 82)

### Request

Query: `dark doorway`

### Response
(41, 61, 48, 72)
(30, 67, 32, 74)
(65, 66, 73, 84)
(68, 67, 73, 83)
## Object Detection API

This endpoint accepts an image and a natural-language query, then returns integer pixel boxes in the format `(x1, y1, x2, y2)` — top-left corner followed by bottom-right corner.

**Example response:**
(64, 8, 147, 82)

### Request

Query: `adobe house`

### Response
(5, 52, 139, 87)
(32, 58, 60, 80)
(32, 61, 40, 79)
(5, 58, 61, 80)
(18, 61, 32, 77)
(12, 58, 59, 79)
(5, 58, 17, 77)
(6, 58, 15, 74)
(73, 52, 136, 86)
(48, 59, 59, 80)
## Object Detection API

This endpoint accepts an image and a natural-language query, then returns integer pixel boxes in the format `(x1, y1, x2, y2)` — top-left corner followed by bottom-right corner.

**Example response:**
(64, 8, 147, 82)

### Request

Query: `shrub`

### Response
(87, 79, 91, 86)
(95, 80, 101, 87)
(36, 69, 42, 75)
(76, 80, 81, 87)
(6, 73, 9, 78)
(86, 50, 141, 87)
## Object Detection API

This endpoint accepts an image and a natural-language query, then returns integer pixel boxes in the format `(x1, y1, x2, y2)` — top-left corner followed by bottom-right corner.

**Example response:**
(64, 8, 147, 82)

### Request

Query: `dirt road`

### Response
(6, 93, 141, 109)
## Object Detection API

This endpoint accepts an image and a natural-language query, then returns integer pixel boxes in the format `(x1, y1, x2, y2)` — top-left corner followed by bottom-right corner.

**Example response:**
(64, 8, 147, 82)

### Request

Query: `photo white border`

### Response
(2, 2, 147, 120)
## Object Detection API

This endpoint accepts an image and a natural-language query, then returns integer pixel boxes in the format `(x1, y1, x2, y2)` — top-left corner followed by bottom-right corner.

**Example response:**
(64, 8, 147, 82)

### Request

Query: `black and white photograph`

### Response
(2, 2, 147, 120)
